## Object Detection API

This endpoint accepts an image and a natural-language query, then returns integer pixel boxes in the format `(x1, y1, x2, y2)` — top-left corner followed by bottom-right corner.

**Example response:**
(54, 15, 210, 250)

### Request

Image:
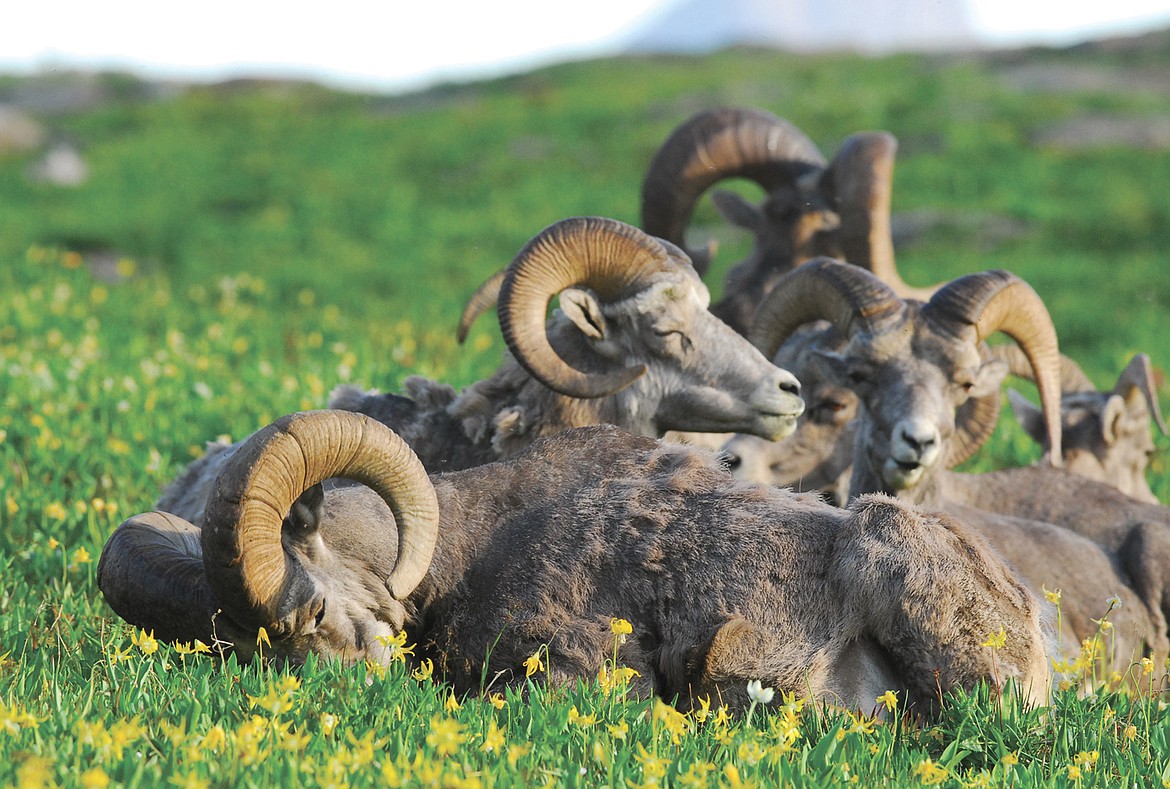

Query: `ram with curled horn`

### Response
(639, 107, 942, 335)
(101, 409, 1051, 716)
(455, 107, 935, 343)
(749, 258, 1170, 676)
(158, 216, 804, 525)
(993, 344, 1168, 504)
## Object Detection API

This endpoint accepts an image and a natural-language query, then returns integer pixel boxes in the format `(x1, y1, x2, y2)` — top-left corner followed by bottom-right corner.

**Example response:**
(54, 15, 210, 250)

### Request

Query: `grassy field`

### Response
(1, 35, 1168, 787)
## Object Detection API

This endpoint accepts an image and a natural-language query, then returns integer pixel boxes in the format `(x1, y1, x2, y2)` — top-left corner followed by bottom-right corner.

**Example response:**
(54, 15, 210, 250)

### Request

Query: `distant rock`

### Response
(623, 0, 976, 55)
(0, 104, 46, 154)
(27, 142, 89, 186)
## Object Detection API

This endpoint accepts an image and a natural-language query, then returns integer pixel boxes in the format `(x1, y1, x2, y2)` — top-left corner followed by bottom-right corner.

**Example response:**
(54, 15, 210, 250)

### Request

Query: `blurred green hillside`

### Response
(1, 34, 1167, 474)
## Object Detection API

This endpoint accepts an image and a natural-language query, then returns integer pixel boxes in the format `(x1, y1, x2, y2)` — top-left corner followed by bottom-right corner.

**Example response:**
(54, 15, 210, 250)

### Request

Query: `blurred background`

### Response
(4, 0, 1170, 93)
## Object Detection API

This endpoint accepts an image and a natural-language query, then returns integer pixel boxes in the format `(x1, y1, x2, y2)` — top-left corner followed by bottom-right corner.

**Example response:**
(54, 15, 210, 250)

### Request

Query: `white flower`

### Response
(746, 679, 774, 705)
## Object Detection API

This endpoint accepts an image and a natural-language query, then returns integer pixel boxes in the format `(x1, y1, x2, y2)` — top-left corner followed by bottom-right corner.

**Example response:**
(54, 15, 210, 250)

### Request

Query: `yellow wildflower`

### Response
(712, 705, 733, 728)
(692, 695, 712, 724)
(44, 502, 67, 520)
(47, 537, 60, 551)
(1073, 751, 1098, 772)
(5, 496, 17, 515)
(981, 627, 1007, 649)
(568, 705, 598, 727)
(914, 758, 948, 786)
(506, 743, 531, 768)
(412, 658, 435, 682)
(426, 715, 464, 757)
(635, 743, 669, 781)
(487, 692, 506, 710)
(1067, 764, 1082, 781)
(877, 689, 898, 713)
(1124, 724, 1138, 741)
(1141, 656, 1155, 675)
(168, 773, 210, 789)
(201, 725, 227, 751)
(677, 762, 716, 788)
(319, 713, 339, 736)
(723, 763, 757, 789)
(445, 692, 461, 712)
(376, 630, 416, 663)
(80, 766, 110, 789)
(131, 628, 158, 656)
(256, 627, 271, 649)
(737, 738, 766, 766)
(652, 698, 690, 743)
(480, 719, 505, 753)
(1001, 751, 1019, 766)
(523, 649, 545, 678)
(611, 617, 633, 636)
(608, 721, 629, 740)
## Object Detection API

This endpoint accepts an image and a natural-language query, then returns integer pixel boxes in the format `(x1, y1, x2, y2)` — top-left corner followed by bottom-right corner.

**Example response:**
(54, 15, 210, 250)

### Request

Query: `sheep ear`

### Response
(971, 357, 1008, 398)
(1101, 394, 1127, 448)
(711, 189, 765, 232)
(1007, 389, 1047, 445)
(284, 483, 326, 538)
(558, 287, 609, 341)
(703, 616, 767, 683)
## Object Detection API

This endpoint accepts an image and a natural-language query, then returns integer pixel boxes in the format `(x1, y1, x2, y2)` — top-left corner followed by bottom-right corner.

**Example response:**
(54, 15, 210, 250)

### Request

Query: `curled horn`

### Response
(456, 269, 505, 344)
(200, 410, 440, 633)
(98, 511, 220, 644)
(641, 107, 827, 275)
(1114, 353, 1168, 435)
(923, 272, 1064, 466)
(497, 216, 675, 399)
(748, 257, 905, 361)
(990, 343, 1097, 393)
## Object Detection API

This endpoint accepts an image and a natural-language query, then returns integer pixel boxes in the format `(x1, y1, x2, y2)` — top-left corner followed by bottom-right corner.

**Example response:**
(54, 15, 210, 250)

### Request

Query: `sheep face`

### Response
(557, 268, 805, 442)
(817, 309, 1007, 495)
(1010, 388, 1161, 504)
(722, 324, 858, 502)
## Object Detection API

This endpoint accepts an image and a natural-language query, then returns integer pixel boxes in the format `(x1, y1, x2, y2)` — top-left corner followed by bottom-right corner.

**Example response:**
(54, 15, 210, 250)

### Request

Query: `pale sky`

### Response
(3, 0, 1169, 93)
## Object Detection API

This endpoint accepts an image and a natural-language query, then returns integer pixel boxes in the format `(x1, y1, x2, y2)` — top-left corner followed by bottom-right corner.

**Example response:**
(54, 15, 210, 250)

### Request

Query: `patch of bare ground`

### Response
(1034, 114, 1170, 151)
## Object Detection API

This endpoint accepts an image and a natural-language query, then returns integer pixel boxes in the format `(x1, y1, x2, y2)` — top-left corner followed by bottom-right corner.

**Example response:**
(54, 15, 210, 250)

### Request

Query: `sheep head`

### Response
(99, 410, 439, 664)
(750, 259, 1063, 502)
(1008, 353, 1167, 504)
(492, 217, 806, 441)
(722, 322, 858, 504)
(639, 107, 934, 334)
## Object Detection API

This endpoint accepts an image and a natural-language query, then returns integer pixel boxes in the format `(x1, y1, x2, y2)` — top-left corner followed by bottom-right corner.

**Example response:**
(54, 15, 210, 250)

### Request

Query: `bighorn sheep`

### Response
(994, 345, 1167, 504)
(749, 259, 1170, 669)
(100, 410, 1050, 715)
(722, 323, 858, 505)
(159, 217, 804, 522)
(456, 107, 928, 343)
(640, 107, 941, 334)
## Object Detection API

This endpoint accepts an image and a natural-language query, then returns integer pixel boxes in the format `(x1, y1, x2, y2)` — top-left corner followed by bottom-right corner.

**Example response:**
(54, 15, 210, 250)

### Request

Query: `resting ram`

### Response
(159, 216, 804, 522)
(640, 106, 944, 334)
(749, 259, 1170, 670)
(994, 345, 1167, 504)
(457, 106, 928, 343)
(99, 410, 1050, 715)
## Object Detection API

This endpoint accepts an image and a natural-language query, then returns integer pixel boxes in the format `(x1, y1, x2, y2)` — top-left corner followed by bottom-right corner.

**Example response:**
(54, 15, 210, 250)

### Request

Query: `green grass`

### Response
(1, 38, 1169, 786)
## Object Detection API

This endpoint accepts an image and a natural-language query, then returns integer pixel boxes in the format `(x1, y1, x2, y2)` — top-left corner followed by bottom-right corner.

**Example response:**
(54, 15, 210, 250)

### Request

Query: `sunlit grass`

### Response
(1, 42, 1169, 786)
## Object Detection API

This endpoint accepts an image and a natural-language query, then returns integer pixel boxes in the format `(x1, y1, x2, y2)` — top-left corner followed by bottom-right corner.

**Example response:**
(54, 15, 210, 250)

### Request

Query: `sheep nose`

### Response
(900, 428, 936, 454)
(778, 372, 801, 397)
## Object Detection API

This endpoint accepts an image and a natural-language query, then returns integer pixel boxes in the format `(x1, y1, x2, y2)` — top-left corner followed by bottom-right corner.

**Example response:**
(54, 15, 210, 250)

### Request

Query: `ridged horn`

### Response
(1114, 353, 1168, 435)
(641, 107, 827, 275)
(201, 410, 440, 632)
(98, 510, 219, 645)
(923, 271, 1064, 466)
(946, 373, 1002, 469)
(990, 343, 1096, 393)
(497, 216, 675, 399)
(749, 257, 905, 361)
(456, 269, 505, 344)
